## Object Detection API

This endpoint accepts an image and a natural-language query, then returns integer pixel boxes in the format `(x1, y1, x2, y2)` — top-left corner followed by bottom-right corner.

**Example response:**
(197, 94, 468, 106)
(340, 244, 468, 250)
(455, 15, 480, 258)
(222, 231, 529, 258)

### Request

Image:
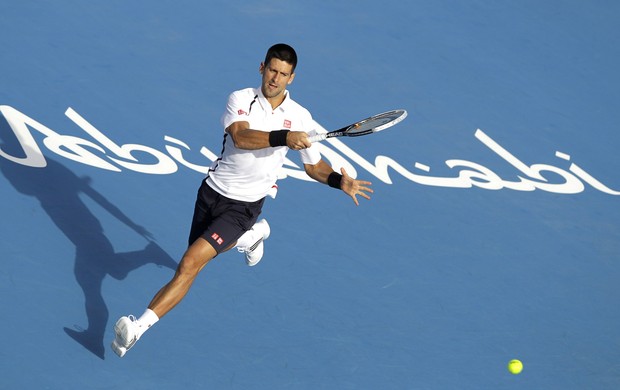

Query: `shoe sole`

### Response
(111, 339, 127, 357)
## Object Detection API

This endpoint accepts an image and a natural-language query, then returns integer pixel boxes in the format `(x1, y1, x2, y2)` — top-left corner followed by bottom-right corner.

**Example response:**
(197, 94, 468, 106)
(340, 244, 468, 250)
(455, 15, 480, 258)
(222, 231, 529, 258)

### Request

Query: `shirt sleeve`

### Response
(221, 91, 252, 130)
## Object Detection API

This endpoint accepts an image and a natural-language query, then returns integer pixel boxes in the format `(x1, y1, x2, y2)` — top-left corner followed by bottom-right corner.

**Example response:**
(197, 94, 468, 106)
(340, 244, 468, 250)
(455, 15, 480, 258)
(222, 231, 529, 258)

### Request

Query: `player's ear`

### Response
(287, 72, 295, 85)
(259, 62, 265, 74)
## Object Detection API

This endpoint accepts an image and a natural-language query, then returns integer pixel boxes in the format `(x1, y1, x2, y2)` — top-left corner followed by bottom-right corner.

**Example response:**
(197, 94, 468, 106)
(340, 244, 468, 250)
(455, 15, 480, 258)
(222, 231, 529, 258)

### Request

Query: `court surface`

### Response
(1, 1, 619, 389)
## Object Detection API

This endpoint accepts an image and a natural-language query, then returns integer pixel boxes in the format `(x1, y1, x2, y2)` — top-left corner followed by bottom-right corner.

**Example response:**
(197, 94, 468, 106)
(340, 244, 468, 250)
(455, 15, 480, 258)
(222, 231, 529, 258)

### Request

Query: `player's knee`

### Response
(174, 254, 199, 276)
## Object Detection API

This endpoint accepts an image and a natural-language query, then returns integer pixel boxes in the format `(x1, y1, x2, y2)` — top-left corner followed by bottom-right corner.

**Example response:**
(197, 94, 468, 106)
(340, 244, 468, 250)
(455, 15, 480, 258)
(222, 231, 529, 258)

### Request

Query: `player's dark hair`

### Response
(264, 43, 298, 72)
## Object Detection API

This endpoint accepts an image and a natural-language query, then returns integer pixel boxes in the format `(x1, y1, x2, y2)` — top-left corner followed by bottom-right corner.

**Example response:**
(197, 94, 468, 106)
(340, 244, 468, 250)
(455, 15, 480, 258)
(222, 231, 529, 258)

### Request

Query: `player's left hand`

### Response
(340, 167, 373, 206)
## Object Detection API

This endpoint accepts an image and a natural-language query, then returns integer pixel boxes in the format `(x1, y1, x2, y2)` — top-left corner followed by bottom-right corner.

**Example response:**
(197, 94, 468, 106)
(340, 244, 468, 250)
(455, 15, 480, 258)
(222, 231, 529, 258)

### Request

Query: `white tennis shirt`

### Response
(206, 87, 322, 202)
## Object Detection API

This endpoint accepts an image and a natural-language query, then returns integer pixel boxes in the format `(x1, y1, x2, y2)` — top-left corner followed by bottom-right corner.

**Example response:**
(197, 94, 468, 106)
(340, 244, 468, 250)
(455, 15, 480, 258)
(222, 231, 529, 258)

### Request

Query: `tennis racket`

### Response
(309, 109, 407, 143)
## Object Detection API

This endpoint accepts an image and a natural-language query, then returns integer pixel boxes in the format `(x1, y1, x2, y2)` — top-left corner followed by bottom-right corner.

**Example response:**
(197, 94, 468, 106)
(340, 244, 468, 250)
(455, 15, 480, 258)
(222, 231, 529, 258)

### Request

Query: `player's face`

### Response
(260, 58, 295, 106)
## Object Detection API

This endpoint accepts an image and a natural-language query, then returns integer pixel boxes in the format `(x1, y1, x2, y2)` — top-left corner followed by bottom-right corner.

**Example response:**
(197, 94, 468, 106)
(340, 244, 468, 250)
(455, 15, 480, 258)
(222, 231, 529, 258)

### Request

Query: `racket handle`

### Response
(308, 133, 327, 143)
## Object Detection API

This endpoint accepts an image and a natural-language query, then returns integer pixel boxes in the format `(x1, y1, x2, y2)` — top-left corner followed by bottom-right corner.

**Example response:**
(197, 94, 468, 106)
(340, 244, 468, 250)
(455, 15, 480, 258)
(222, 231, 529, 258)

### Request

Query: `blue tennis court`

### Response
(1, 1, 619, 389)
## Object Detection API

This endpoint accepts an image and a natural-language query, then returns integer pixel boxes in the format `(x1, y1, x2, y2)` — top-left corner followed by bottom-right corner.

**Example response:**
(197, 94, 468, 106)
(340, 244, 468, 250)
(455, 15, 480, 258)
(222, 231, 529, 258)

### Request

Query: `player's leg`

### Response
(112, 181, 216, 357)
(111, 182, 267, 357)
(111, 238, 216, 357)
(148, 237, 217, 317)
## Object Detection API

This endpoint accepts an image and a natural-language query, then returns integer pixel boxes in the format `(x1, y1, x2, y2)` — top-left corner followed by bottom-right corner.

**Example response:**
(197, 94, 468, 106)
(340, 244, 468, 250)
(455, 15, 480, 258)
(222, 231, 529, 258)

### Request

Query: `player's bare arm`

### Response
(304, 160, 373, 206)
(226, 121, 311, 150)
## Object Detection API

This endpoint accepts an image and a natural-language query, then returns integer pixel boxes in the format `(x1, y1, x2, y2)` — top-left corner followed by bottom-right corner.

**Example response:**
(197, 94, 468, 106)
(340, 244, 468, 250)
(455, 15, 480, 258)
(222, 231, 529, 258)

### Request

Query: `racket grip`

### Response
(308, 133, 327, 143)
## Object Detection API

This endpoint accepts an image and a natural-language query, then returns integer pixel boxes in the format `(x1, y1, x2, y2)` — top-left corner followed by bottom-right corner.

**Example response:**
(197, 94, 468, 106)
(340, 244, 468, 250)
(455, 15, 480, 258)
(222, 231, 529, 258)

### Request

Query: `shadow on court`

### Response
(0, 118, 177, 359)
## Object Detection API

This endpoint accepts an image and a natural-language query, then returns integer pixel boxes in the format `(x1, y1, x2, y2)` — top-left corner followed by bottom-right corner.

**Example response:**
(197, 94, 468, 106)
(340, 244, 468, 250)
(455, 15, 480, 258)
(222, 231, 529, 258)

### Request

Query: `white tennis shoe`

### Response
(236, 219, 270, 266)
(111, 315, 140, 357)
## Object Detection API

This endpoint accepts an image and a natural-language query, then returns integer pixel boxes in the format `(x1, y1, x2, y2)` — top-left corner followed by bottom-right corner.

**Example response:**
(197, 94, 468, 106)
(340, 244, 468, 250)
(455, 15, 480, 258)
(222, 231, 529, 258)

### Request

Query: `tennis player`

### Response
(112, 43, 373, 357)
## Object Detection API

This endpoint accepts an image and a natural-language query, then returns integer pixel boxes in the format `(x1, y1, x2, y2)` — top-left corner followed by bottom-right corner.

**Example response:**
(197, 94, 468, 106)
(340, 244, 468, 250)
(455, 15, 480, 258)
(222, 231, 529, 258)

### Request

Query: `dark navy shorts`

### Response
(187, 180, 265, 254)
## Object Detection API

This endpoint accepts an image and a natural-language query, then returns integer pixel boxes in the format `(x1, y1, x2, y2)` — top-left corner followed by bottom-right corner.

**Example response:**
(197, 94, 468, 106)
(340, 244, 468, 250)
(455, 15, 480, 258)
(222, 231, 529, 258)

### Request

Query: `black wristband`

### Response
(327, 172, 343, 189)
(269, 130, 290, 147)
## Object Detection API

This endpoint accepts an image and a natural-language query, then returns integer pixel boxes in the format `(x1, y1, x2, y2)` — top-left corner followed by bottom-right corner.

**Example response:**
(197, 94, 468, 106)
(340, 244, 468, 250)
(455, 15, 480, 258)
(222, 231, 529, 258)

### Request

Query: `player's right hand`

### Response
(286, 131, 311, 150)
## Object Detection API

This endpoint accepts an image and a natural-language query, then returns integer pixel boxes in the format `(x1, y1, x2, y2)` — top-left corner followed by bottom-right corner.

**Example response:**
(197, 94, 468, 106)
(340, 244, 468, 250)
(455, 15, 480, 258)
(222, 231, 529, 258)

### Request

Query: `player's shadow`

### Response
(0, 119, 177, 360)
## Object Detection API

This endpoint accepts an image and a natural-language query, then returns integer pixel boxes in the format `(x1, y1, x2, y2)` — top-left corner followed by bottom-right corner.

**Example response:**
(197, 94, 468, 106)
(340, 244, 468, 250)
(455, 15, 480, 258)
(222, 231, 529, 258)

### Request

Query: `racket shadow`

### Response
(0, 121, 177, 359)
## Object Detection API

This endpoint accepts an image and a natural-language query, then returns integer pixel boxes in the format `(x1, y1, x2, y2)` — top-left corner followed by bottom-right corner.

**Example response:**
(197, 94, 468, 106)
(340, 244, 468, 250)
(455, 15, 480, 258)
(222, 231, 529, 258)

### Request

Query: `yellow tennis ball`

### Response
(508, 359, 523, 374)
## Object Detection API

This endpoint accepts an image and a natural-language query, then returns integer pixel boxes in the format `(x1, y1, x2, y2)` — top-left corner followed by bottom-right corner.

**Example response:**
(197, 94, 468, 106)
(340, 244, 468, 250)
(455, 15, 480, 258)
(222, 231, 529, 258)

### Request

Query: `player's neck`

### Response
(266, 90, 287, 110)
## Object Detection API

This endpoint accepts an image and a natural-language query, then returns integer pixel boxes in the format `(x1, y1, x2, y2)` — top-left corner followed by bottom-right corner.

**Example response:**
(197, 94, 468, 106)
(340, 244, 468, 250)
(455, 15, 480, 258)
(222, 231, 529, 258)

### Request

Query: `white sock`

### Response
(137, 309, 159, 338)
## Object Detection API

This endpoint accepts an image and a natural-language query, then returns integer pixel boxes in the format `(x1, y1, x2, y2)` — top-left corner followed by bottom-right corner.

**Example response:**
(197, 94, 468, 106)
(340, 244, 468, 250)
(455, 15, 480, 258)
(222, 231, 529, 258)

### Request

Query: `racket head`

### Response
(344, 109, 407, 137)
